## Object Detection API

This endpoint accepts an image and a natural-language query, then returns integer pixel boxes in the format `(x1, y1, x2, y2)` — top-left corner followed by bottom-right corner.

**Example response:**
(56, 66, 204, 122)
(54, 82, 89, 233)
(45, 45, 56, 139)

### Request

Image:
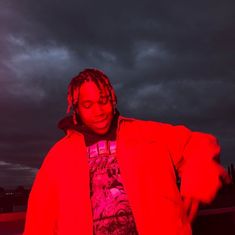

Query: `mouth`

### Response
(92, 117, 111, 130)
(94, 117, 108, 124)
(88, 116, 112, 134)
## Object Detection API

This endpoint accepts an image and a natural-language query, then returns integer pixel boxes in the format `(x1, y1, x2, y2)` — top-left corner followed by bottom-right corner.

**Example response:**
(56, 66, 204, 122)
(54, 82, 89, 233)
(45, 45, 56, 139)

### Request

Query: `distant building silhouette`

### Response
(0, 186, 29, 213)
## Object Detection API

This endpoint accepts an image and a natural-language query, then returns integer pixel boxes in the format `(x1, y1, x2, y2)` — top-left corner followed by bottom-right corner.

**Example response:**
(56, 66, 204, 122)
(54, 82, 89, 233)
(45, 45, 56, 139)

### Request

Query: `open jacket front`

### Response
(24, 116, 227, 235)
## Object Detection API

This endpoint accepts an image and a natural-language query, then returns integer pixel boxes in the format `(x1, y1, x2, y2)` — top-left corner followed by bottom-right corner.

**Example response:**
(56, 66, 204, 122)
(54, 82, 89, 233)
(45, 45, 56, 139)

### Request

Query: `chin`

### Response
(92, 123, 111, 134)
(92, 120, 112, 134)
(94, 127, 110, 135)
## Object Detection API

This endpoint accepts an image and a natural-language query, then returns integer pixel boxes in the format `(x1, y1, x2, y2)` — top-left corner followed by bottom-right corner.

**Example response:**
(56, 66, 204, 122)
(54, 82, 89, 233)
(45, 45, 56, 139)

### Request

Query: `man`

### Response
(24, 68, 229, 235)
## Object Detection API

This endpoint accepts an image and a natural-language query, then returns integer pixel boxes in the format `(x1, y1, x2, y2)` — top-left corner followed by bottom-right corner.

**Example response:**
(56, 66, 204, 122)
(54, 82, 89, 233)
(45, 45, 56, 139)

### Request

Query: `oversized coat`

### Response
(24, 116, 227, 235)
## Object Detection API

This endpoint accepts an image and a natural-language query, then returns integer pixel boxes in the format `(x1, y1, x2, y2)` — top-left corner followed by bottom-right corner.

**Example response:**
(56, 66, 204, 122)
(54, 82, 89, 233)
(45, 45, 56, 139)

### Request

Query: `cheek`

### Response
(103, 102, 113, 113)
(77, 108, 93, 123)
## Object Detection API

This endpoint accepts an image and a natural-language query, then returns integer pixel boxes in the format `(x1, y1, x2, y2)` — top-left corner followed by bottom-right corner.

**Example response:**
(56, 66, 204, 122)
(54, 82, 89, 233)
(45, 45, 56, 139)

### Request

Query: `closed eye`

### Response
(98, 96, 109, 105)
(80, 101, 93, 109)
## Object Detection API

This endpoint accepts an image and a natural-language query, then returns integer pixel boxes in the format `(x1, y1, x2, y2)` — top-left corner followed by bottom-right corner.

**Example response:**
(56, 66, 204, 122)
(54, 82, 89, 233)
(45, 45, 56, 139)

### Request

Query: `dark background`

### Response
(0, 0, 234, 188)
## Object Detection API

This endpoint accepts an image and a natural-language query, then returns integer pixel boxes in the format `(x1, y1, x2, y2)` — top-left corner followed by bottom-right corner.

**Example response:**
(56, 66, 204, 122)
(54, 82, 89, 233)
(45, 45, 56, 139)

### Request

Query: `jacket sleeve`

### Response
(23, 154, 58, 235)
(157, 123, 229, 204)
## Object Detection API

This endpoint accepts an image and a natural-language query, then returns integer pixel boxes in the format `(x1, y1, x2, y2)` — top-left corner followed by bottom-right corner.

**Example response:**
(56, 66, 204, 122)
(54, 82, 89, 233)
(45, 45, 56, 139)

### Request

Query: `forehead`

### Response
(79, 80, 107, 100)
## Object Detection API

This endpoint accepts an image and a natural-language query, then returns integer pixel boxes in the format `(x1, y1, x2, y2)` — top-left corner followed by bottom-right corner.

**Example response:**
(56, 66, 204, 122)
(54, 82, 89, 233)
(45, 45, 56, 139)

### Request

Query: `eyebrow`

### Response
(81, 95, 108, 101)
(80, 99, 93, 103)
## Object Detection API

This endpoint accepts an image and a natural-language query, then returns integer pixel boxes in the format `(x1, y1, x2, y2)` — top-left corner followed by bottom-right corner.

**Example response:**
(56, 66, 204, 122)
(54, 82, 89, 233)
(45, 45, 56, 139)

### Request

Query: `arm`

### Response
(179, 131, 228, 203)
(163, 125, 230, 221)
(157, 123, 228, 203)
(145, 121, 230, 222)
(179, 131, 229, 223)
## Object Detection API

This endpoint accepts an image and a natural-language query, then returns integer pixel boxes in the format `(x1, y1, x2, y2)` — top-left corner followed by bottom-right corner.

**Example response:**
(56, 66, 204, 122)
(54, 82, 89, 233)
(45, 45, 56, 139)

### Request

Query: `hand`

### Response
(181, 196, 199, 224)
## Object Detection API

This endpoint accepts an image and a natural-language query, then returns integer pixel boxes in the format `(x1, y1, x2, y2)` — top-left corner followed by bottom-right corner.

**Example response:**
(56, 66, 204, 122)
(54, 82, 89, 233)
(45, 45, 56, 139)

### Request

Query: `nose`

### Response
(93, 103, 104, 116)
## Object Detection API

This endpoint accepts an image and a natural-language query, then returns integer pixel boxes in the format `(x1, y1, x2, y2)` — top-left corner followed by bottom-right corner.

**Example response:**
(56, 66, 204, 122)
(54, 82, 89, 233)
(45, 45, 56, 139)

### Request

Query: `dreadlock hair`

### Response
(67, 68, 117, 125)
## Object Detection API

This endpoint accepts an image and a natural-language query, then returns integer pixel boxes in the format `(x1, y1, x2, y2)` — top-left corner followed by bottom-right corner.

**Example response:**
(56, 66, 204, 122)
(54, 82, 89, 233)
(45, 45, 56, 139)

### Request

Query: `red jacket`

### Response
(24, 116, 227, 235)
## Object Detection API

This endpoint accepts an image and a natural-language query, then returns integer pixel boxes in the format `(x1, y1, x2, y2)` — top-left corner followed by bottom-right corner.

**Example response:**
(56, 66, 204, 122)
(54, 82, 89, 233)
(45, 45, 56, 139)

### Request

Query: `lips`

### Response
(94, 117, 108, 124)
(88, 115, 112, 134)
(92, 117, 110, 130)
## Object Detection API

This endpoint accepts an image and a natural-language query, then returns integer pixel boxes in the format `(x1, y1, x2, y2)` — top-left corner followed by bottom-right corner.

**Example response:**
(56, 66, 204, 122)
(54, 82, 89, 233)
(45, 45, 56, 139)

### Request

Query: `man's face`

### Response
(76, 80, 114, 135)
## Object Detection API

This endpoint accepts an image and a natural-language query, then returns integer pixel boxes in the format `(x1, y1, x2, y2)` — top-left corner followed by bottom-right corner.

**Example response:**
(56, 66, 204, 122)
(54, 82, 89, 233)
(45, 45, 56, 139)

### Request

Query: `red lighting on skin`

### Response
(77, 81, 114, 135)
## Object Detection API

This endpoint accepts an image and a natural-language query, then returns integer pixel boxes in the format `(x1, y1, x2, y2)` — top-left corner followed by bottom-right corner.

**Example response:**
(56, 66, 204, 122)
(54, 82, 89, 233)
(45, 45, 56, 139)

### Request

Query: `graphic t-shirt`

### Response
(87, 140, 138, 235)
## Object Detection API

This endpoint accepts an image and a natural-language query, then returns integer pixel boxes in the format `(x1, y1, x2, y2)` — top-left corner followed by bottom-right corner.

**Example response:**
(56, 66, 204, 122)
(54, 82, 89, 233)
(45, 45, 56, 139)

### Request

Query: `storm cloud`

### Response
(0, 0, 234, 187)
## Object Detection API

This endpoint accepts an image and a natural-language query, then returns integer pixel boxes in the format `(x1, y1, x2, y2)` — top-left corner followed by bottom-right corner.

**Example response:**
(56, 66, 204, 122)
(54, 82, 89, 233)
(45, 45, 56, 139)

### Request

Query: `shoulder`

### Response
(120, 116, 191, 137)
(119, 115, 161, 130)
(40, 130, 84, 169)
(49, 130, 82, 153)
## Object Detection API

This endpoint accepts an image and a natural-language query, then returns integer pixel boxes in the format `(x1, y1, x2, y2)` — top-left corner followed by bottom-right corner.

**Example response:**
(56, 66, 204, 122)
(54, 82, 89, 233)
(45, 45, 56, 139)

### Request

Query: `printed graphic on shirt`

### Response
(87, 140, 138, 235)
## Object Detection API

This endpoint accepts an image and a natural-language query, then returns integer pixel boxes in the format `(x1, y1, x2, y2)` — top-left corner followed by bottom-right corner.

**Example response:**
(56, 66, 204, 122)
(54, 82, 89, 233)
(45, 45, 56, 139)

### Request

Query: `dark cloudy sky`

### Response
(0, 0, 234, 188)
